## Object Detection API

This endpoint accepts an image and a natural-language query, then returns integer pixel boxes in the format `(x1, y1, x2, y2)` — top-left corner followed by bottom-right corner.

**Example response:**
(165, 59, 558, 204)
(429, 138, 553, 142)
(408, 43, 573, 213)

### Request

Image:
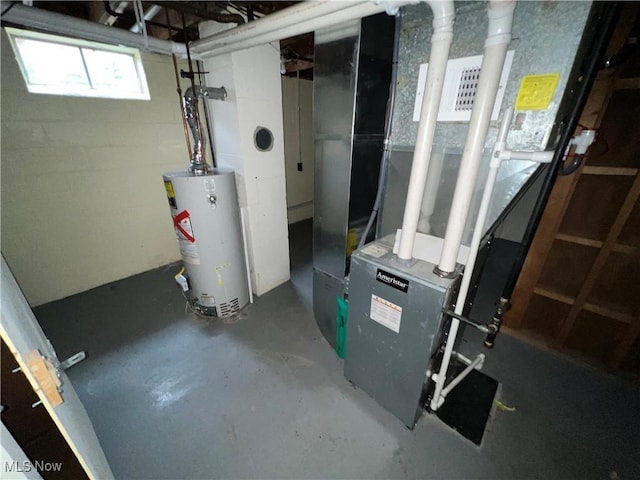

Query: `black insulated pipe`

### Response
(484, 1, 621, 348)
(558, 154, 586, 176)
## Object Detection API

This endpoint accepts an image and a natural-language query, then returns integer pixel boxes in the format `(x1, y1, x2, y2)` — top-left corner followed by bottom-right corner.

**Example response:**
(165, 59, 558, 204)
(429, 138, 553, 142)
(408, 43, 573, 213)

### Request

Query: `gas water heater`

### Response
(162, 79, 249, 319)
(163, 168, 250, 318)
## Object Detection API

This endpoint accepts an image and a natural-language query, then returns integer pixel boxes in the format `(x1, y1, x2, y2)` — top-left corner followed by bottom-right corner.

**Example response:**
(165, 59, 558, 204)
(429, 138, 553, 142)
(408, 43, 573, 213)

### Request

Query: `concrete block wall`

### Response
(0, 30, 193, 306)
(200, 23, 290, 296)
(281, 76, 314, 224)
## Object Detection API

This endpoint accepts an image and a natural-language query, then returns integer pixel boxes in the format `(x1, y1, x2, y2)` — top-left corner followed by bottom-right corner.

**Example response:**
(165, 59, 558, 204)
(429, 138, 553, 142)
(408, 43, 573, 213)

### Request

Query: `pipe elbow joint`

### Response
(424, 0, 455, 32)
(487, 0, 516, 39)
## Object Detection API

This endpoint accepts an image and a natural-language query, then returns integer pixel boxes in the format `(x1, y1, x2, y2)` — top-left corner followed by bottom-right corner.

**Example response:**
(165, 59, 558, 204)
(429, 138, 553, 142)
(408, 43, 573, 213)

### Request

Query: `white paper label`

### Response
(370, 294, 402, 333)
(204, 178, 216, 194)
(179, 239, 200, 264)
(362, 244, 390, 258)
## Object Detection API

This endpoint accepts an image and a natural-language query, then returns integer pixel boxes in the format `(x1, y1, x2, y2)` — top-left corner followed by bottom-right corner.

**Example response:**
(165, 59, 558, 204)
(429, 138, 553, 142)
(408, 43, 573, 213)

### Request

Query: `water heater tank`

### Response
(162, 168, 249, 317)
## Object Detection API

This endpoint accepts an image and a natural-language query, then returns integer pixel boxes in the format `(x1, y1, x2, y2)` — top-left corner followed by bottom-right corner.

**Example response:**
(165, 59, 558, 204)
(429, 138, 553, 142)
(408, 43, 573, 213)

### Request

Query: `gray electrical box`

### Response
(344, 235, 460, 428)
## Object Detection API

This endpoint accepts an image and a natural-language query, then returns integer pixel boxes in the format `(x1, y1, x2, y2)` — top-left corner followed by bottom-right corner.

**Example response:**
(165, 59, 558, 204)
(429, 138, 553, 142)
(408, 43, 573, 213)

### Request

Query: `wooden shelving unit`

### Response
(504, 3, 640, 374)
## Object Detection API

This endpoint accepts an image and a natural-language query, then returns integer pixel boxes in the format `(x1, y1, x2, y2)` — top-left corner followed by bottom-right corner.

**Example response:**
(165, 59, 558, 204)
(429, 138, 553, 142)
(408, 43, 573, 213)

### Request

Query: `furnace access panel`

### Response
(344, 235, 459, 427)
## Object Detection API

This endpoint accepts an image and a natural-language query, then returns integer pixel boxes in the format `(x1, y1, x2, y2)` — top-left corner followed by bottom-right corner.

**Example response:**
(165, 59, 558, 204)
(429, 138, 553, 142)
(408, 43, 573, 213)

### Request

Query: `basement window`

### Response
(5, 27, 150, 100)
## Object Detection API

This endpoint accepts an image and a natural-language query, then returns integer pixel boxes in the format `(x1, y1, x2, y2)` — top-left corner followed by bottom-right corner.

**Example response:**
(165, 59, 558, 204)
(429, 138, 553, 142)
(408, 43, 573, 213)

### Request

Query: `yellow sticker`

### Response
(515, 73, 560, 111)
(164, 180, 177, 209)
(164, 180, 175, 199)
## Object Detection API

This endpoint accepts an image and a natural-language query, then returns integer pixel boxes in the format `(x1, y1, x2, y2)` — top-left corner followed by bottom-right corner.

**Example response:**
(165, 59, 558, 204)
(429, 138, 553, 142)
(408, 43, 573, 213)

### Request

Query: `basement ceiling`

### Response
(4, 1, 314, 78)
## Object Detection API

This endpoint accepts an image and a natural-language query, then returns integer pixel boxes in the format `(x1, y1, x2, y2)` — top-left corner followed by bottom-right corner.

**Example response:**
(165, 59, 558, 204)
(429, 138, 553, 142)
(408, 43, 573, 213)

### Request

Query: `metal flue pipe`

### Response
(436, 0, 516, 275)
(397, 0, 455, 261)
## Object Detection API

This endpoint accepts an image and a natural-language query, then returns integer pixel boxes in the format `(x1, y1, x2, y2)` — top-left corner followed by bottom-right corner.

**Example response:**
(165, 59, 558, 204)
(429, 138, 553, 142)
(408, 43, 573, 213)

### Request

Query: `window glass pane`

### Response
(82, 48, 142, 93)
(14, 37, 89, 87)
(7, 28, 150, 100)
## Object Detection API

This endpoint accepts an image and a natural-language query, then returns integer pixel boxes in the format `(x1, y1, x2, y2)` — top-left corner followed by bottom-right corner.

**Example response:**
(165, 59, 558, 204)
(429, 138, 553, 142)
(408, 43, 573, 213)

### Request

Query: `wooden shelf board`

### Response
(533, 286, 636, 325)
(615, 77, 640, 90)
(613, 243, 638, 255)
(582, 302, 635, 325)
(555, 233, 602, 249)
(581, 166, 638, 176)
(554, 233, 637, 254)
(534, 286, 575, 305)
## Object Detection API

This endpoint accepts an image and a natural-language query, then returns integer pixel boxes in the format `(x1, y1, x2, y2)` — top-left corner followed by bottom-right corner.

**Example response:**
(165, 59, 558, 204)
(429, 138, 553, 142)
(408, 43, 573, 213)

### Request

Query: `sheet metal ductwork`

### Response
(312, 13, 396, 348)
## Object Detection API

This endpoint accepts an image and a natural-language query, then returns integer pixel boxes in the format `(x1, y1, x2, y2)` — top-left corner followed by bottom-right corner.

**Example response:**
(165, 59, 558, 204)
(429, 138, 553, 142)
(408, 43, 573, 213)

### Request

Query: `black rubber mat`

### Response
(434, 359, 499, 445)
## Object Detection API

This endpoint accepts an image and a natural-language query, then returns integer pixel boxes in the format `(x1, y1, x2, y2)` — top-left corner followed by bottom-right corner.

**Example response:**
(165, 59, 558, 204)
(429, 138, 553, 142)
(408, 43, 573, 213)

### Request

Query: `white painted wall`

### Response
(200, 23, 290, 296)
(0, 30, 193, 306)
(281, 76, 314, 224)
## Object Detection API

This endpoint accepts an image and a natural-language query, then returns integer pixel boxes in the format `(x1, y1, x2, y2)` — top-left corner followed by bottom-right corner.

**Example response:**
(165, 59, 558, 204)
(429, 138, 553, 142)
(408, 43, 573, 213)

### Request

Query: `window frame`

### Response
(5, 27, 151, 101)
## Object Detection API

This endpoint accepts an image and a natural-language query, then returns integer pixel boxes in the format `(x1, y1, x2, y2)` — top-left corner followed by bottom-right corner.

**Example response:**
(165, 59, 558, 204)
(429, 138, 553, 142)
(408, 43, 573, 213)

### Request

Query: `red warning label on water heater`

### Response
(173, 210, 195, 243)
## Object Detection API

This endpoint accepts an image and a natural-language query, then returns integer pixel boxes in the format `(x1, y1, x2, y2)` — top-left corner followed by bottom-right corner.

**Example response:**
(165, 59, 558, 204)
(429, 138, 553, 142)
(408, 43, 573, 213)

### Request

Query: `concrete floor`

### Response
(36, 220, 639, 479)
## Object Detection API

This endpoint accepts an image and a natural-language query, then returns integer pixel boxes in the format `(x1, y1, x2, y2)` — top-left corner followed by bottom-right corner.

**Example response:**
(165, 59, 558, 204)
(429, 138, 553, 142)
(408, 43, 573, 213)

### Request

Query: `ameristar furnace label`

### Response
(376, 268, 409, 293)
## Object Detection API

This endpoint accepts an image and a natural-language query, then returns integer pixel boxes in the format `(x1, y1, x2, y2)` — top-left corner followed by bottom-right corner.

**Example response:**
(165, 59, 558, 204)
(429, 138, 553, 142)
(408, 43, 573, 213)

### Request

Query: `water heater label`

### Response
(179, 240, 200, 264)
(370, 294, 402, 333)
(203, 178, 216, 194)
(376, 269, 409, 293)
(173, 210, 195, 243)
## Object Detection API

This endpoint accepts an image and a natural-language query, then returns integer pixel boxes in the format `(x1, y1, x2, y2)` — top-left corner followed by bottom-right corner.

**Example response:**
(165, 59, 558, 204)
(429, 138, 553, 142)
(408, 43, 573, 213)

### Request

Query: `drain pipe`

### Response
(429, 110, 513, 412)
(435, 0, 516, 276)
(397, 0, 455, 261)
(430, 107, 553, 411)
(484, 1, 620, 348)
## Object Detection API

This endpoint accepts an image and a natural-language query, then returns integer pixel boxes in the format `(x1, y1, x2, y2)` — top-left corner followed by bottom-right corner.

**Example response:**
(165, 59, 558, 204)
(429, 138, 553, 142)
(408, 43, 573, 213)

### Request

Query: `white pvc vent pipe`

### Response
(397, 0, 455, 260)
(430, 106, 553, 411)
(191, 1, 414, 58)
(430, 108, 512, 411)
(436, 0, 517, 274)
(191, 1, 368, 55)
(130, 4, 162, 33)
(3, 3, 187, 57)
